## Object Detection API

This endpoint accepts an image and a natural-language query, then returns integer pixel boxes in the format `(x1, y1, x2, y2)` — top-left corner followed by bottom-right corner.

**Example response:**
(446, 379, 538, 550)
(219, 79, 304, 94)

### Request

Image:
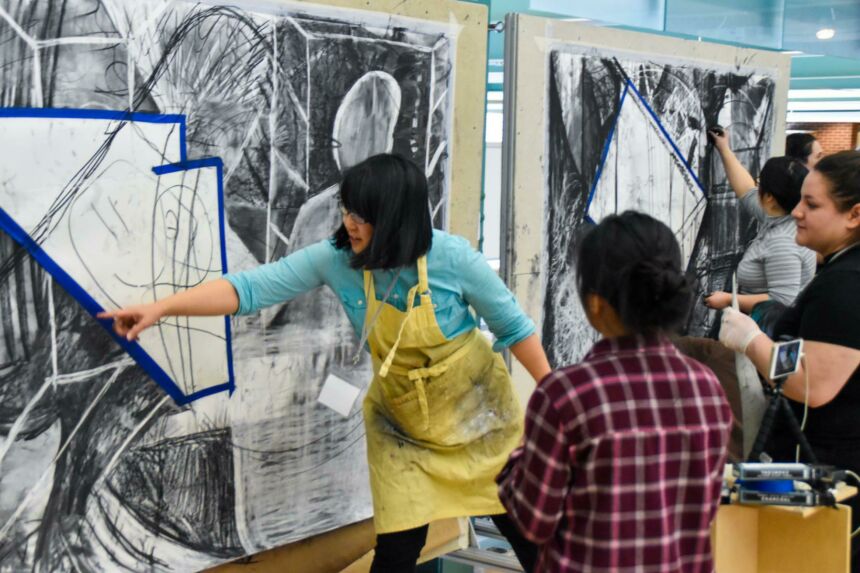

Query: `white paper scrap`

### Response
(317, 374, 362, 417)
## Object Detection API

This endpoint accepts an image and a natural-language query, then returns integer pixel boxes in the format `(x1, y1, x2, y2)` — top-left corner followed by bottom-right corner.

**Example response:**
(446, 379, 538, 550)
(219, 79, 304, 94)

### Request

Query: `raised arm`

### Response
(710, 127, 757, 199)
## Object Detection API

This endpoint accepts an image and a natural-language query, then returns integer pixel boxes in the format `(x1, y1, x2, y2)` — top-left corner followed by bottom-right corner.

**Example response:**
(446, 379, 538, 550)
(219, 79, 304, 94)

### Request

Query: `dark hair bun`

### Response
(816, 150, 860, 213)
(620, 259, 692, 333)
(576, 211, 694, 335)
(759, 156, 808, 213)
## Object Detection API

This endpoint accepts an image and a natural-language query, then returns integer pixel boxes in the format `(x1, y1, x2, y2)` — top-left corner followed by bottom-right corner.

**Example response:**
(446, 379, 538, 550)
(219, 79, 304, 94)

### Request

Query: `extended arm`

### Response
(720, 309, 860, 407)
(746, 335, 860, 407)
(99, 241, 332, 340)
(704, 291, 769, 313)
(98, 279, 239, 341)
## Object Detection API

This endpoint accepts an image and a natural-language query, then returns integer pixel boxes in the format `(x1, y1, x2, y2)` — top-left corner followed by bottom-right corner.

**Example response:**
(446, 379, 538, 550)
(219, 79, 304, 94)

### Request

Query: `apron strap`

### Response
(417, 256, 429, 294)
(368, 257, 431, 378)
(378, 282, 420, 378)
(363, 270, 375, 302)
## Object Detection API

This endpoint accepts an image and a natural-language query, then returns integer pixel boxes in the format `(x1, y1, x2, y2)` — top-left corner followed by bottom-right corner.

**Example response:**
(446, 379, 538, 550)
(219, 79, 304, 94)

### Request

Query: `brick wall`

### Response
(787, 122, 859, 154)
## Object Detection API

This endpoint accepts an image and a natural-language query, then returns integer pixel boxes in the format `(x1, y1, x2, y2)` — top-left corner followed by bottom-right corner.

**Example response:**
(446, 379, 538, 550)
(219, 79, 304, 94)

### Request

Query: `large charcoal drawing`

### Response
(543, 49, 774, 367)
(0, 0, 454, 571)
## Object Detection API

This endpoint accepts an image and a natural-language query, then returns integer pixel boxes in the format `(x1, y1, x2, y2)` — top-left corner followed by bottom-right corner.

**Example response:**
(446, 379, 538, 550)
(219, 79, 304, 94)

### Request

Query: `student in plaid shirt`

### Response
(498, 212, 732, 572)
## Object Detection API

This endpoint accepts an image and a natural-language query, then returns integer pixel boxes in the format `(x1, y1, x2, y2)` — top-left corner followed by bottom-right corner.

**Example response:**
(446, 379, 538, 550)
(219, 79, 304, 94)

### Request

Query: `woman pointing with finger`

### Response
(100, 153, 549, 573)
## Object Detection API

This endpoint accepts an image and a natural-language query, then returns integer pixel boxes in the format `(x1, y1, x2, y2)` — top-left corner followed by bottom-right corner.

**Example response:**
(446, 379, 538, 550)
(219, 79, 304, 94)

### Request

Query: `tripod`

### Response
(747, 376, 818, 463)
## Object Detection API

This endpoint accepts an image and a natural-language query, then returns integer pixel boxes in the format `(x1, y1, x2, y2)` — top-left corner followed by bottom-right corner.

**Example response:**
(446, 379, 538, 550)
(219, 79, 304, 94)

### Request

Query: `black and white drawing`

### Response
(0, 110, 233, 402)
(0, 0, 455, 570)
(542, 48, 776, 366)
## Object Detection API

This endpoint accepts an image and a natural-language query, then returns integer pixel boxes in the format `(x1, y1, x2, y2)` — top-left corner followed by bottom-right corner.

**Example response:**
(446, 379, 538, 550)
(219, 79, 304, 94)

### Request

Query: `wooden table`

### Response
(713, 483, 856, 573)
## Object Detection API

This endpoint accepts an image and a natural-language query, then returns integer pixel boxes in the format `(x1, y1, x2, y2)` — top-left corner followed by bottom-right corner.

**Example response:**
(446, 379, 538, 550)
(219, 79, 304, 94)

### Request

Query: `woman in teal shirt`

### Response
(101, 154, 550, 573)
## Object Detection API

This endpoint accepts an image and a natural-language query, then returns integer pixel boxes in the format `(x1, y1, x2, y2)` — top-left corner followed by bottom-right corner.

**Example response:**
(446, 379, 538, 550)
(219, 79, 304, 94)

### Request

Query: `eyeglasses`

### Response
(339, 205, 368, 225)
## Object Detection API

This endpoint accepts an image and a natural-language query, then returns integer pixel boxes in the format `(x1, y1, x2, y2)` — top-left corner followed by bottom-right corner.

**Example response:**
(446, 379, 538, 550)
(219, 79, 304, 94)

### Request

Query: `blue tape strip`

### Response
(185, 382, 233, 403)
(180, 122, 187, 162)
(151, 157, 222, 175)
(152, 157, 235, 397)
(623, 79, 707, 196)
(0, 107, 187, 165)
(0, 206, 190, 405)
(584, 83, 630, 217)
(0, 106, 185, 125)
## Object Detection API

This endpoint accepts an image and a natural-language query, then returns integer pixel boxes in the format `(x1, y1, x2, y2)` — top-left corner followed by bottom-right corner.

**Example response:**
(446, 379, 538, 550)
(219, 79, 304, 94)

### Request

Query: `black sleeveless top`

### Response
(767, 244, 860, 455)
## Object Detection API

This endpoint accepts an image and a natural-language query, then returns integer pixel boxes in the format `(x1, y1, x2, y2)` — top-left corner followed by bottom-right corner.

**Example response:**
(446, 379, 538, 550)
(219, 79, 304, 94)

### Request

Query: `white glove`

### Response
(719, 307, 763, 353)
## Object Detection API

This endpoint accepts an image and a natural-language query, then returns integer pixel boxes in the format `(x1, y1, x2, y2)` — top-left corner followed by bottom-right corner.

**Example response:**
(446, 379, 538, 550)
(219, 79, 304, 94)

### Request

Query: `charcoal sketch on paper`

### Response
(0, 111, 233, 402)
(543, 48, 775, 367)
(0, 0, 455, 571)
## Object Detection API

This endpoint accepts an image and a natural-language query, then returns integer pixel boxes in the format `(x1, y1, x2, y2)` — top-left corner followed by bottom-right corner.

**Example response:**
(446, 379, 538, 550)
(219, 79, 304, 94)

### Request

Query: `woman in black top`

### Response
(719, 150, 860, 571)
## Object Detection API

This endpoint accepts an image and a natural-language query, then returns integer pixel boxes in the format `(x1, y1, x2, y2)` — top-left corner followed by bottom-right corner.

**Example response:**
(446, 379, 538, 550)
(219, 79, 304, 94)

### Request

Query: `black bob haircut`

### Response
(333, 153, 433, 269)
(576, 211, 693, 334)
(758, 156, 808, 214)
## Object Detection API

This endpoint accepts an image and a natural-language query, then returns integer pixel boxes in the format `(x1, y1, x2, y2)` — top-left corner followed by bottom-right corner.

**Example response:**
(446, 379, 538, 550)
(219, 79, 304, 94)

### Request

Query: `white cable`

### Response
(796, 354, 810, 463)
(846, 471, 860, 538)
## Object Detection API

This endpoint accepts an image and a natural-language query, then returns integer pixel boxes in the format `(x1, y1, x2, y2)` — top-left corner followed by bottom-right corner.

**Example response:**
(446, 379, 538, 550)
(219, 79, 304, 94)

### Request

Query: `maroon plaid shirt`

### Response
(498, 335, 731, 573)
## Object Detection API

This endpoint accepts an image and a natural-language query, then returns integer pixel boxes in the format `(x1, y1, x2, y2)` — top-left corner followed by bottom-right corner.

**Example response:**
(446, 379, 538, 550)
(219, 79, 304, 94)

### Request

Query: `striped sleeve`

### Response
(739, 187, 766, 223)
(762, 234, 806, 305)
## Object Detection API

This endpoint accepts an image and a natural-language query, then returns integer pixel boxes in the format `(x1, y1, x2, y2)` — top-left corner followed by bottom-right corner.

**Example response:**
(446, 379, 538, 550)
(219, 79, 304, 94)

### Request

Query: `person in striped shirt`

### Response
(497, 211, 732, 572)
(704, 128, 816, 314)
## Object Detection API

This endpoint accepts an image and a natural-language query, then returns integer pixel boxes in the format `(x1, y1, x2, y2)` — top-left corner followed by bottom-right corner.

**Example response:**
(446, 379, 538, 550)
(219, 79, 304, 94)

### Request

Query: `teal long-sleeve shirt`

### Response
(224, 230, 535, 351)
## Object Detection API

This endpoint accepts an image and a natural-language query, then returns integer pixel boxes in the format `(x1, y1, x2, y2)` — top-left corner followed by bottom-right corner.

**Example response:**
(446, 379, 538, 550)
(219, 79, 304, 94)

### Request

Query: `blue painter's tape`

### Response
(152, 156, 235, 397)
(180, 122, 187, 162)
(185, 382, 233, 403)
(151, 157, 223, 175)
(584, 83, 630, 216)
(0, 105, 231, 402)
(623, 79, 707, 196)
(0, 106, 185, 125)
(0, 206, 191, 405)
(0, 107, 187, 164)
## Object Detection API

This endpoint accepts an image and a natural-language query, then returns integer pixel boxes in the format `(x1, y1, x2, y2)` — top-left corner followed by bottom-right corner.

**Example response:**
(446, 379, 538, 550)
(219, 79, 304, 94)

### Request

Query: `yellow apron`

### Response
(362, 256, 524, 534)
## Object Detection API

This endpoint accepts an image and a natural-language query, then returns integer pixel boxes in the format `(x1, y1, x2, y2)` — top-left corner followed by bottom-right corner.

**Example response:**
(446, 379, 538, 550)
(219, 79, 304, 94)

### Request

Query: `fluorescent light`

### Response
(789, 89, 860, 100)
(816, 28, 836, 40)
(788, 101, 860, 112)
(787, 111, 860, 123)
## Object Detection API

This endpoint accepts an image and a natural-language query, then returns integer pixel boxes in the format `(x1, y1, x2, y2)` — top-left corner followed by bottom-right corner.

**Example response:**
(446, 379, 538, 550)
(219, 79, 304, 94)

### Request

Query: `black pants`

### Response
(370, 514, 538, 573)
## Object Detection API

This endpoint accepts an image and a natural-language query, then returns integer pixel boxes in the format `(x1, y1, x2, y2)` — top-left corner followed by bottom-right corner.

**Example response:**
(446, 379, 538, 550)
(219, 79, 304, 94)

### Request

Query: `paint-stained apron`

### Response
(362, 256, 523, 534)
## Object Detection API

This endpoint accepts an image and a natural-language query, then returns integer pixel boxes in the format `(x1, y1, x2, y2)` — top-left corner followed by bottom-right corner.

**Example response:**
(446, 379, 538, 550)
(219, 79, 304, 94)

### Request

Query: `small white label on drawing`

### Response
(318, 374, 361, 417)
